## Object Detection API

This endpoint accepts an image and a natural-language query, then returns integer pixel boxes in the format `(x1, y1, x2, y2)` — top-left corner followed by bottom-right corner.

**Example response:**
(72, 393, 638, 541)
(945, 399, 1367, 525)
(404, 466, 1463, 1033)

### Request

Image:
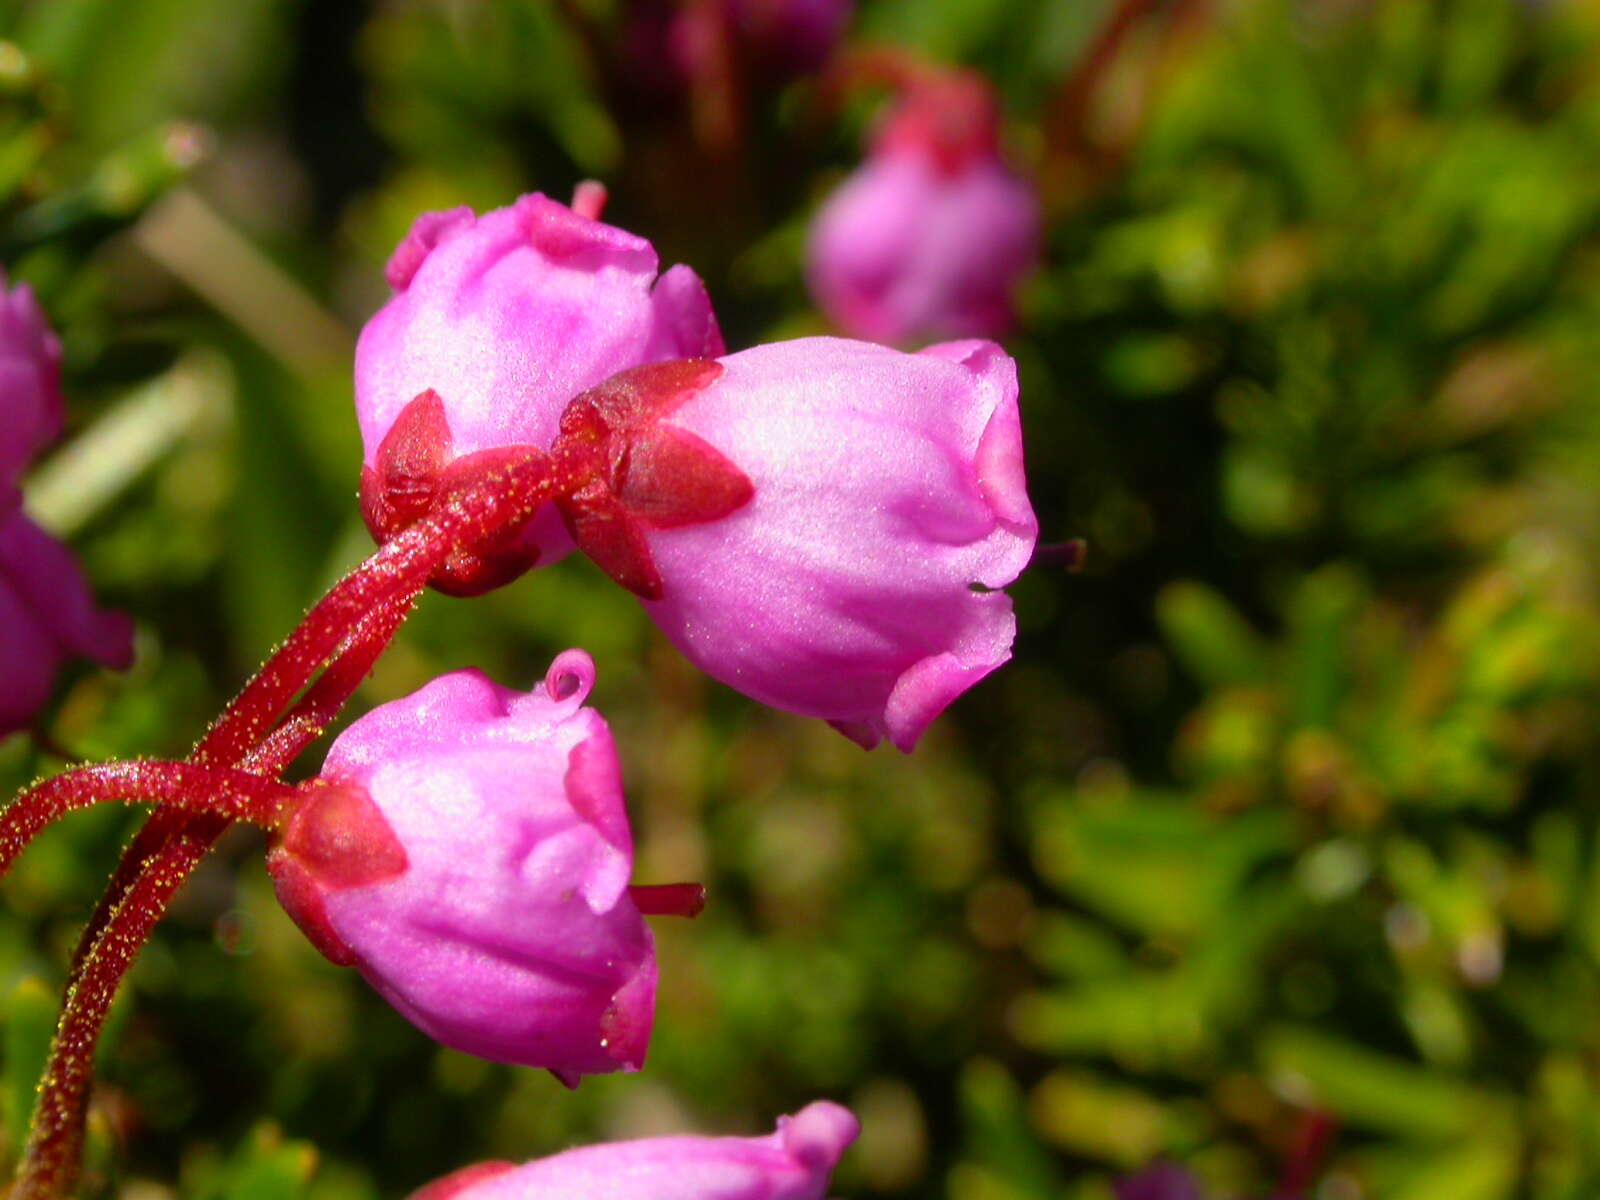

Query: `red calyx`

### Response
(266, 781, 408, 967)
(553, 359, 753, 602)
(873, 70, 1001, 176)
(406, 1162, 519, 1200)
(360, 390, 548, 597)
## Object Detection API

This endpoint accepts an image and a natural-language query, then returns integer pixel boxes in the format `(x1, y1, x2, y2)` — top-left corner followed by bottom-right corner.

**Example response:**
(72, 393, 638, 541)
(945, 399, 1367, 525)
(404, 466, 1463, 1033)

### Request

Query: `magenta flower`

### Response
(355, 193, 724, 590)
(628, 0, 850, 94)
(0, 507, 134, 738)
(0, 273, 133, 738)
(728, 0, 851, 75)
(1115, 1163, 1206, 1200)
(807, 70, 1039, 345)
(556, 336, 1036, 751)
(407, 1101, 858, 1200)
(0, 274, 64, 489)
(267, 651, 656, 1084)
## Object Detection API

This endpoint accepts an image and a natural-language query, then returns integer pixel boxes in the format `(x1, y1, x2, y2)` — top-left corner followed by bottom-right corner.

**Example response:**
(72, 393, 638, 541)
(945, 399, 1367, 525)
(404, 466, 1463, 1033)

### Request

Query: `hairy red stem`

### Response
(16, 447, 590, 1199)
(15, 589, 422, 1200)
(0, 762, 298, 878)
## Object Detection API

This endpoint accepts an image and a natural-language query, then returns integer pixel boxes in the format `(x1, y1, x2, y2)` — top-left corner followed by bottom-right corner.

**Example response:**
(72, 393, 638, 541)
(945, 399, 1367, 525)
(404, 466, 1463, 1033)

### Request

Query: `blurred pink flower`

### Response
(0, 273, 132, 738)
(268, 651, 655, 1084)
(808, 70, 1039, 345)
(1116, 1162, 1206, 1200)
(628, 0, 851, 93)
(557, 335, 1036, 750)
(0, 507, 134, 738)
(0, 275, 63, 489)
(407, 1101, 859, 1200)
(355, 193, 723, 585)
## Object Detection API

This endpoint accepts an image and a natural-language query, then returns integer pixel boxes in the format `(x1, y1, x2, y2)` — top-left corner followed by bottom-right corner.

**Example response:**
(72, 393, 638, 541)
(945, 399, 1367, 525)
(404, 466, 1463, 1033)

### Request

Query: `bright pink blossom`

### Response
(268, 652, 655, 1084)
(807, 71, 1039, 345)
(354, 193, 724, 578)
(0, 275, 63, 489)
(556, 336, 1036, 751)
(0, 506, 134, 738)
(408, 1101, 858, 1200)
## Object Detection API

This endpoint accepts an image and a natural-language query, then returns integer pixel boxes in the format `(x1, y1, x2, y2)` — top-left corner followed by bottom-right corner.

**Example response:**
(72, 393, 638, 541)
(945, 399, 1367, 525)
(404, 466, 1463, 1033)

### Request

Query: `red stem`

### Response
(0, 762, 298, 878)
(65, 588, 422, 979)
(16, 446, 588, 1199)
(193, 445, 585, 768)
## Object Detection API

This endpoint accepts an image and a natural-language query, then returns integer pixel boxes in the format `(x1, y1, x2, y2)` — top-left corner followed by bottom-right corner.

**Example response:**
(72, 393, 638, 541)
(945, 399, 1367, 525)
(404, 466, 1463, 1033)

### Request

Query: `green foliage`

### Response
(7, 0, 1600, 1196)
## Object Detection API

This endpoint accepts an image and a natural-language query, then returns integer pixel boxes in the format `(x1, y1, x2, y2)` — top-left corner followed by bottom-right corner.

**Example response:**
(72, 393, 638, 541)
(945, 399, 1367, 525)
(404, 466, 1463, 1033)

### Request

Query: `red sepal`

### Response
(406, 1162, 519, 1200)
(362, 392, 546, 596)
(616, 425, 753, 528)
(362, 389, 452, 542)
(554, 359, 753, 599)
(266, 781, 408, 968)
(560, 479, 664, 601)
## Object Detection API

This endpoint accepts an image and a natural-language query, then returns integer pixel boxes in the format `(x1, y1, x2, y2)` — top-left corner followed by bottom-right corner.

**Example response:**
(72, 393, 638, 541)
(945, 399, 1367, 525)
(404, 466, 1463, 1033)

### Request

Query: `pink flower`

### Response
(355, 193, 724, 589)
(0, 275, 63, 490)
(556, 336, 1036, 751)
(729, 0, 851, 74)
(1115, 1163, 1206, 1200)
(0, 273, 133, 738)
(267, 651, 656, 1084)
(807, 70, 1039, 345)
(0, 506, 134, 738)
(627, 0, 850, 94)
(407, 1101, 859, 1200)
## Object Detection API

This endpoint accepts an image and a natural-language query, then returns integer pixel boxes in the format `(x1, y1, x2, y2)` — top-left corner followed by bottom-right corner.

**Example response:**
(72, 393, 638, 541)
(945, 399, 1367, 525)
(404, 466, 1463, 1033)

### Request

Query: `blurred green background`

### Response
(6, 0, 1600, 1196)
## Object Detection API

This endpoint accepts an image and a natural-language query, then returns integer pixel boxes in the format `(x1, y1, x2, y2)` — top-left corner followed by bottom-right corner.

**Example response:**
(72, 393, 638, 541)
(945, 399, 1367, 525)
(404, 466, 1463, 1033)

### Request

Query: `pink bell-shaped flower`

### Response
(354, 192, 724, 592)
(807, 68, 1039, 345)
(407, 1101, 858, 1200)
(267, 651, 656, 1084)
(0, 273, 133, 738)
(0, 274, 64, 490)
(0, 504, 134, 738)
(554, 335, 1036, 751)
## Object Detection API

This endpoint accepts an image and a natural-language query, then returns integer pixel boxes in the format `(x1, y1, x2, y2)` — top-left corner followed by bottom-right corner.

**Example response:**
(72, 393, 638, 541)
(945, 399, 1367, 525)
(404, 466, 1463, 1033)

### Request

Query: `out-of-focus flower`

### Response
(0, 274, 133, 738)
(355, 193, 724, 590)
(267, 651, 656, 1084)
(807, 68, 1039, 346)
(556, 335, 1036, 751)
(0, 507, 134, 738)
(0, 275, 63, 490)
(1115, 1162, 1207, 1200)
(627, 0, 850, 95)
(407, 1101, 859, 1200)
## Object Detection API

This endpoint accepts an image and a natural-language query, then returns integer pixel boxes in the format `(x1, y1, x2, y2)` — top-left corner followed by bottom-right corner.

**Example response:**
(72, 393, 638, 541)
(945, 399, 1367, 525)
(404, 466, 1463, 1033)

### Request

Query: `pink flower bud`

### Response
(0, 506, 134, 738)
(556, 336, 1035, 751)
(0, 274, 63, 490)
(354, 194, 725, 582)
(807, 71, 1039, 345)
(407, 1101, 858, 1200)
(268, 652, 656, 1084)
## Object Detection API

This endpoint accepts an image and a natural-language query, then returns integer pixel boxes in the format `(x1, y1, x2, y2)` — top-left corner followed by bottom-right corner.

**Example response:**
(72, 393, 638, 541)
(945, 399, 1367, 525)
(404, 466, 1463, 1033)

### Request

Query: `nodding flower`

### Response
(268, 651, 657, 1085)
